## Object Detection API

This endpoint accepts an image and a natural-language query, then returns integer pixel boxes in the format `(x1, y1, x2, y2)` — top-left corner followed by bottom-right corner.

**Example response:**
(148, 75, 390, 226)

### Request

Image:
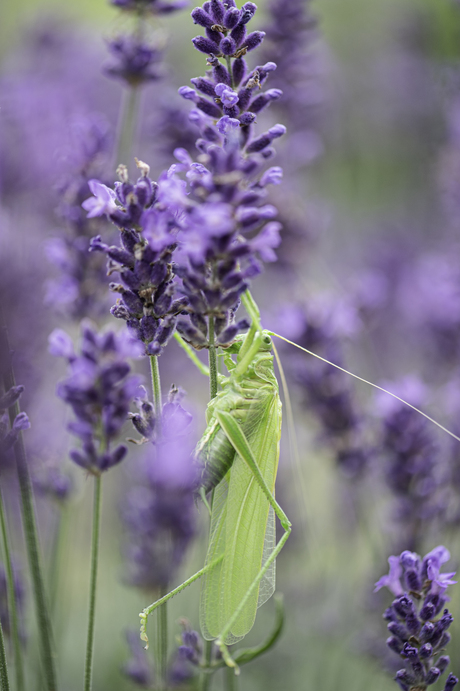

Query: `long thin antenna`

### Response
(269, 331, 460, 444)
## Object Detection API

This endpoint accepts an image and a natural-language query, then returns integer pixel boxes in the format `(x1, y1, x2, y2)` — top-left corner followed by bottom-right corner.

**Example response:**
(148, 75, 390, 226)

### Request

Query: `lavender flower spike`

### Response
(376, 547, 457, 691)
(50, 321, 143, 475)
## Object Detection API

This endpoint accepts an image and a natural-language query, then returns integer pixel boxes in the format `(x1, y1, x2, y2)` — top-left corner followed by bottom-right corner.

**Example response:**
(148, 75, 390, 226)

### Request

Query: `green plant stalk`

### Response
(154, 588, 168, 691)
(149, 355, 162, 422)
(198, 316, 220, 691)
(1, 316, 57, 691)
(0, 617, 10, 691)
(83, 475, 102, 691)
(148, 355, 169, 690)
(224, 666, 238, 691)
(0, 487, 24, 690)
(115, 85, 140, 170)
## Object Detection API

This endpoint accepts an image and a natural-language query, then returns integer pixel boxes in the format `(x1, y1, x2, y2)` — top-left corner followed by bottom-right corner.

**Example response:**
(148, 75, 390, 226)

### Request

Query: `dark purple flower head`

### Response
(376, 547, 457, 690)
(50, 322, 143, 476)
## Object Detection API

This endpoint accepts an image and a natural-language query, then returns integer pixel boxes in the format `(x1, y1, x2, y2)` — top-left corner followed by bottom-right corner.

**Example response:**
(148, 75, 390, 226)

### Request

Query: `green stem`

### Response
(154, 588, 168, 691)
(83, 475, 102, 691)
(148, 356, 168, 689)
(224, 666, 238, 691)
(149, 356, 162, 421)
(0, 617, 10, 691)
(208, 317, 218, 400)
(0, 487, 24, 690)
(199, 319, 220, 691)
(0, 316, 57, 691)
(115, 86, 140, 170)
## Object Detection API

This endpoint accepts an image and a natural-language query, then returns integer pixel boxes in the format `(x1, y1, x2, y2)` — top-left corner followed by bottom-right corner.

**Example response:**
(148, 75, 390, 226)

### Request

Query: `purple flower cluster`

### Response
(45, 114, 114, 320)
(87, 163, 187, 355)
(106, 0, 187, 87)
(49, 322, 142, 475)
(279, 301, 370, 477)
(171, 146, 281, 347)
(375, 546, 458, 691)
(122, 394, 197, 590)
(375, 378, 444, 551)
(105, 35, 163, 87)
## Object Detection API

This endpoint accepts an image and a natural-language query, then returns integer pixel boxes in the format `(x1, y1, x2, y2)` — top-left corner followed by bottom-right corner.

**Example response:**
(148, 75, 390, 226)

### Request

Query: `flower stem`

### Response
(0, 486, 24, 691)
(0, 617, 10, 691)
(154, 587, 168, 691)
(115, 86, 140, 170)
(199, 318, 220, 691)
(84, 475, 102, 691)
(208, 317, 218, 400)
(224, 666, 238, 691)
(149, 355, 162, 422)
(0, 314, 57, 691)
(148, 356, 169, 689)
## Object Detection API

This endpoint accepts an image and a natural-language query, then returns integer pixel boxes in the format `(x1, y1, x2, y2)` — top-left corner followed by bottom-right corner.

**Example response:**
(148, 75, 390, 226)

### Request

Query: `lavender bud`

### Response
(191, 7, 214, 27)
(419, 643, 433, 659)
(223, 7, 240, 29)
(438, 657, 450, 674)
(241, 30, 265, 52)
(444, 674, 459, 691)
(192, 36, 221, 55)
(387, 636, 403, 654)
(426, 668, 441, 685)
(221, 37, 236, 55)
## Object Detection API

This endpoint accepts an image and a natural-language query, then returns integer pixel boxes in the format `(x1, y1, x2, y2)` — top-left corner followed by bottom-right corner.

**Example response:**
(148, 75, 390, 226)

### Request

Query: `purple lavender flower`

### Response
(278, 299, 371, 477)
(50, 322, 143, 475)
(46, 114, 114, 320)
(86, 163, 187, 355)
(122, 390, 197, 591)
(375, 377, 444, 551)
(375, 547, 457, 691)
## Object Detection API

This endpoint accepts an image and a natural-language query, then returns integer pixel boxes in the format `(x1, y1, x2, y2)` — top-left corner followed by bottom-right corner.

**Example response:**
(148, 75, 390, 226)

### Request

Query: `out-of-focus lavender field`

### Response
(1, 0, 460, 690)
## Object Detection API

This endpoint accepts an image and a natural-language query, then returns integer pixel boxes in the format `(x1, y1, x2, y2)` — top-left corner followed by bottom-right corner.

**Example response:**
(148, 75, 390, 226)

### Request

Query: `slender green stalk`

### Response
(83, 475, 102, 691)
(0, 315, 57, 691)
(199, 317, 220, 691)
(148, 356, 169, 689)
(154, 588, 168, 691)
(208, 317, 219, 400)
(224, 666, 238, 691)
(0, 487, 24, 690)
(0, 618, 10, 691)
(115, 86, 140, 170)
(149, 355, 162, 421)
